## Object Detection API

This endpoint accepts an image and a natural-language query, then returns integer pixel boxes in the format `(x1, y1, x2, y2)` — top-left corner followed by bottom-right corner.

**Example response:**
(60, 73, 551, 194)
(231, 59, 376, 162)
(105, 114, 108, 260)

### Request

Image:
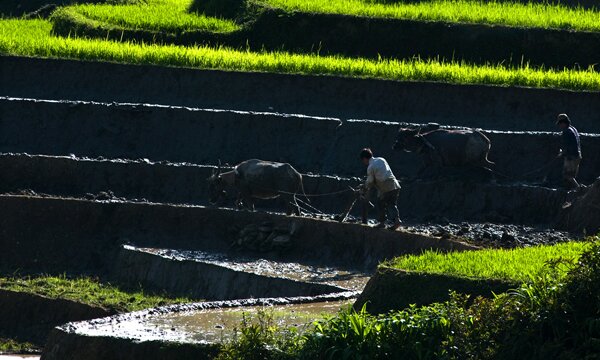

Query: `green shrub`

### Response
(218, 237, 600, 360)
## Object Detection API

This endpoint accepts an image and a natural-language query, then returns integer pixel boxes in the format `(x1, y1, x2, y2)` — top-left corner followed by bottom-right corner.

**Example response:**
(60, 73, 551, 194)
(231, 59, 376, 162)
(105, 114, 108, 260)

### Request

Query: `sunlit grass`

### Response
(0, 274, 192, 312)
(386, 241, 590, 282)
(262, 0, 600, 31)
(0, 338, 39, 354)
(61, 0, 240, 34)
(2, 19, 600, 91)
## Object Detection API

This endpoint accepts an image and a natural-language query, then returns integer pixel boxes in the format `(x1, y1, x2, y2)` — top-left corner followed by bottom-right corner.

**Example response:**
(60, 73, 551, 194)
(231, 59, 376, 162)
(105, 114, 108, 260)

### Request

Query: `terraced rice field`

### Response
(2, 19, 600, 90)
(262, 0, 600, 31)
(54, 0, 239, 34)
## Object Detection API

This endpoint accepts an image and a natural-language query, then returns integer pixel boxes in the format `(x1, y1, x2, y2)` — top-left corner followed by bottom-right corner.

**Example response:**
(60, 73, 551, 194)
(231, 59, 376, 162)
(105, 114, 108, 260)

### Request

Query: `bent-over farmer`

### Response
(556, 114, 582, 190)
(360, 148, 402, 230)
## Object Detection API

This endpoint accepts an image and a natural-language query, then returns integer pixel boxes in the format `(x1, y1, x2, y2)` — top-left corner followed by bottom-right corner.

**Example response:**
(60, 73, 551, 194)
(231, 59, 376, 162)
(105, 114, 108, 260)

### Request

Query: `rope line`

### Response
(277, 188, 354, 197)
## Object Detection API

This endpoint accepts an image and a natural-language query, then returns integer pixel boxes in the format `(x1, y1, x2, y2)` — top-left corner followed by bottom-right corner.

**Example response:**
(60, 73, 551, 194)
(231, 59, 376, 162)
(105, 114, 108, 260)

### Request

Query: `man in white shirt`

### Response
(360, 148, 402, 230)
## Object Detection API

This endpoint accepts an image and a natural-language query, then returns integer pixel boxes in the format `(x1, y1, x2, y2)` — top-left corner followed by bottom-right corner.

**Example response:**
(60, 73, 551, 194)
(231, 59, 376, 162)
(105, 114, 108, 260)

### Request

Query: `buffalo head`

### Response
(393, 127, 424, 153)
(207, 161, 227, 205)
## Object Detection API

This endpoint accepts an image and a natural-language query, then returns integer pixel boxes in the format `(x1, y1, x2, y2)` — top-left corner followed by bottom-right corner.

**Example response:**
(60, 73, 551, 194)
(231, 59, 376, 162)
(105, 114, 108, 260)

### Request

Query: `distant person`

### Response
(359, 148, 401, 230)
(556, 114, 582, 190)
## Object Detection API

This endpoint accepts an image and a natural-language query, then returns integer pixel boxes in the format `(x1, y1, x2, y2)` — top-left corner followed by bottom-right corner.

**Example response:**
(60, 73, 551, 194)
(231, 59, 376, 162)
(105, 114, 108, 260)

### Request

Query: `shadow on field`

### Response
(187, 0, 246, 18)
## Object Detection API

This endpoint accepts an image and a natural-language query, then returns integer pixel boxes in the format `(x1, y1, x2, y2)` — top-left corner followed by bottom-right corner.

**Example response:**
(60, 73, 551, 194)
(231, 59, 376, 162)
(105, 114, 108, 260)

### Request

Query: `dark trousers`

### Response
(377, 189, 400, 223)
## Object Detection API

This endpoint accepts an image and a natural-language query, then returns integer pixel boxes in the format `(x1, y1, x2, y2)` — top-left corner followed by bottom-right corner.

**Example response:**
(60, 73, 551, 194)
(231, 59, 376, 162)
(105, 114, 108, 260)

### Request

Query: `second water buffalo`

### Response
(393, 126, 494, 168)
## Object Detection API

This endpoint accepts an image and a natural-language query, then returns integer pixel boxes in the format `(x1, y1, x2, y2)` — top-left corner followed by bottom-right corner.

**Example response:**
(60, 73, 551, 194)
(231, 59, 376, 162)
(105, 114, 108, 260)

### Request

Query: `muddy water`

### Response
(149, 300, 350, 343)
(129, 246, 371, 291)
(69, 300, 350, 344)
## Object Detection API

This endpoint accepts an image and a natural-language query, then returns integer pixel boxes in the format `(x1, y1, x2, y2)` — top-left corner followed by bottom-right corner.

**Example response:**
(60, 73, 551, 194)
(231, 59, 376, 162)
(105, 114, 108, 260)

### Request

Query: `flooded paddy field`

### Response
(58, 299, 351, 345)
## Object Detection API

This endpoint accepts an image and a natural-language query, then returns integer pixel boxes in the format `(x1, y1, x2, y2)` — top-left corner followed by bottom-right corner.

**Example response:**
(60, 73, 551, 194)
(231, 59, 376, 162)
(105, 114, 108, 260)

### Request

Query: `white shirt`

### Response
(365, 157, 401, 195)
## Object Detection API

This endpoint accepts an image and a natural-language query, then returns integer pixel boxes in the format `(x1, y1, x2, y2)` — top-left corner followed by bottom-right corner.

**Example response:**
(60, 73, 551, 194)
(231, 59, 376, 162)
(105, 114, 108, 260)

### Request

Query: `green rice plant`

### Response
(62, 0, 240, 34)
(0, 274, 193, 312)
(386, 241, 590, 283)
(261, 0, 600, 32)
(2, 19, 600, 91)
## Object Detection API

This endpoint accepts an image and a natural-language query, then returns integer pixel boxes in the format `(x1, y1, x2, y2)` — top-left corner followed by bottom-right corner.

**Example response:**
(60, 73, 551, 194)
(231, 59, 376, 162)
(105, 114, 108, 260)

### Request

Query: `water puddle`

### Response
(71, 300, 351, 344)
(127, 246, 371, 291)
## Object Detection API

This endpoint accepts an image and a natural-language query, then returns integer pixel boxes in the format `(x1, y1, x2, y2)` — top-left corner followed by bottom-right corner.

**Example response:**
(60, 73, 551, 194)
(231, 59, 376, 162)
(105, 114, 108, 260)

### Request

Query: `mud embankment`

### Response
(0, 195, 474, 275)
(2, 98, 600, 183)
(354, 267, 514, 314)
(2, 56, 600, 132)
(114, 245, 346, 300)
(0, 289, 113, 346)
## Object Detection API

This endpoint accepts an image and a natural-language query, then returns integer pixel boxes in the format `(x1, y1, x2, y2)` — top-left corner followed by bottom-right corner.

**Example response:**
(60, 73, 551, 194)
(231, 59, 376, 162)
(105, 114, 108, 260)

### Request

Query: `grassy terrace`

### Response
(58, 0, 240, 34)
(262, 0, 600, 32)
(386, 241, 590, 283)
(2, 19, 600, 91)
(0, 275, 192, 312)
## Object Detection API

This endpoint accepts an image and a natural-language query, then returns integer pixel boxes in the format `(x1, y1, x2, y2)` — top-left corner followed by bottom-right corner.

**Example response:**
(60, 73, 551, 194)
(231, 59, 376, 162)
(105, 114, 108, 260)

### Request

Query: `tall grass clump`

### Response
(2, 19, 600, 91)
(262, 0, 600, 32)
(387, 241, 589, 283)
(64, 0, 240, 34)
(217, 237, 600, 360)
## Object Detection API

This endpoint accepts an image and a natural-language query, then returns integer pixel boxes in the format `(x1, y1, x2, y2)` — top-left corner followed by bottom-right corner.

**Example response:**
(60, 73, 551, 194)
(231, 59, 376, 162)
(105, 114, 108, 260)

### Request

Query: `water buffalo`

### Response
(393, 125, 494, 169)
(207, 159, 307, 215)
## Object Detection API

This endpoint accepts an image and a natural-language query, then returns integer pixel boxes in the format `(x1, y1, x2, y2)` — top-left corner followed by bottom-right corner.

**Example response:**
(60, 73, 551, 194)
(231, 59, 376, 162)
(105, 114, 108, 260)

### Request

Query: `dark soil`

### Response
(3, 57, 600, 133)
(0, 289, 113, 346)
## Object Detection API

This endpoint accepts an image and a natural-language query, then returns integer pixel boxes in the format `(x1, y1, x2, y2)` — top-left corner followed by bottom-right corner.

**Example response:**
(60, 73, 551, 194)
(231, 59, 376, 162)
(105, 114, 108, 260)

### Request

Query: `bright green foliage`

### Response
(62, 0, 240, 34)
(218, 239, 600, 360)
(262, 0, 600, 32)
(0, 274, 192, 312)
(0, 338, 39, 354)
(216, 309, 303, 360)
(387, 241, 590, 283)
(2, 19, 600, 91)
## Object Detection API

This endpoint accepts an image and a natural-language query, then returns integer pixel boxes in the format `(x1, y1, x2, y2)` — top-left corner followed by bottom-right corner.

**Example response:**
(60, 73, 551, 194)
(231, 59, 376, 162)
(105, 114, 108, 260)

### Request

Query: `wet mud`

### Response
(0, 152, 580, 228)
(114, 245, 352, 300)
(127, 246, 370, 291)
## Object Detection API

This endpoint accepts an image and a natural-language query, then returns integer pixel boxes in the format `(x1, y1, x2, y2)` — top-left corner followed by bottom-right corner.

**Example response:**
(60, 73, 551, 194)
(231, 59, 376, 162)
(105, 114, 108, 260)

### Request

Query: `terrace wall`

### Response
(0, 289, 113, 345)
(0, 195, 473, 275)
(2, 56, 600, 132)
(1, 97, 599, 183)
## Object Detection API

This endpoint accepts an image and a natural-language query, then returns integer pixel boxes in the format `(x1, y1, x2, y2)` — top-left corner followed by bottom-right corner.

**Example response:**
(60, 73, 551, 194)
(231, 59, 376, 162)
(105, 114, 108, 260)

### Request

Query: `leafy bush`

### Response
(218, 238, 600, 360)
